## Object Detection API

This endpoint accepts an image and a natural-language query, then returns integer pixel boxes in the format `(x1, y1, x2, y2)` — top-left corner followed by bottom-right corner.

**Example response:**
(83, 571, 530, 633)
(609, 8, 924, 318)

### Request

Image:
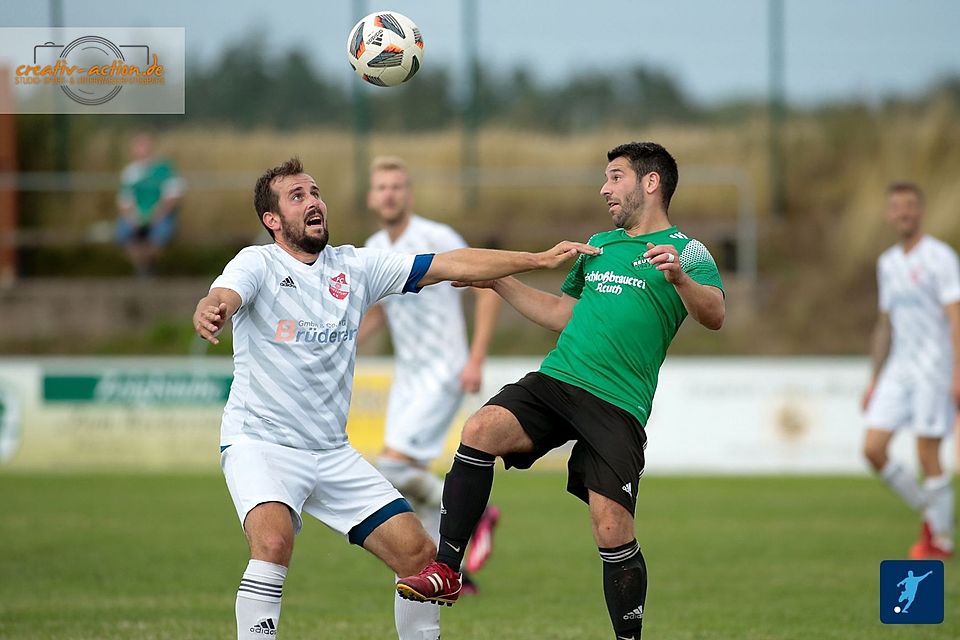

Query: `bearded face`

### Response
(281, 205, 329, 254)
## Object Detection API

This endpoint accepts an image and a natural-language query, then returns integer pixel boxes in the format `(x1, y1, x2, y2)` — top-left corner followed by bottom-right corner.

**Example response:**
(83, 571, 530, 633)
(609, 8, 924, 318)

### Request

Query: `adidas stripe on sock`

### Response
(600, 540, 647, 639)
(236, 559, 286, 639)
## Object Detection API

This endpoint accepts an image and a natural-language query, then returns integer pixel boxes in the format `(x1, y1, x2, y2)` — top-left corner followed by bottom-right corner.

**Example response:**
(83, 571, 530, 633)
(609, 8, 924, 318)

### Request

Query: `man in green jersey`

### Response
(397, 142, 725, 639)
(115, 132, 183, 276)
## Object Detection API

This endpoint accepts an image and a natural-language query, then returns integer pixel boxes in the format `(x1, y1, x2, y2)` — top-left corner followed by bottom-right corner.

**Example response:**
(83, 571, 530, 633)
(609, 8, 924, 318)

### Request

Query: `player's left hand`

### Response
(460, 358, 484, 394)
(645, 242, 687, 285)
(952, 375, 960, 409)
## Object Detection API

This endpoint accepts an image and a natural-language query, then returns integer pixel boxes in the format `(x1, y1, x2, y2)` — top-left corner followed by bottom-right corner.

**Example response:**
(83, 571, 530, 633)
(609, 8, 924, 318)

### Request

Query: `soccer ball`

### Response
(347, 11, 424, 87)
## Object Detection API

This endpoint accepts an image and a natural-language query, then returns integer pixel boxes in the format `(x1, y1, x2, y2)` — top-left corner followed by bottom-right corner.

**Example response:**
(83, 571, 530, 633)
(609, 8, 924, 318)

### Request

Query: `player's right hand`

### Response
(536, 241, 601, 269)
(194, 302, 228, 345)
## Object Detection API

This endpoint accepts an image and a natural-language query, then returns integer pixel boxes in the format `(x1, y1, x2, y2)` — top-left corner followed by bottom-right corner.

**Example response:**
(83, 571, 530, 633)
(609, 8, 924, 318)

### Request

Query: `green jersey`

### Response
(539, 226, 723, 425)
(118, 160, 182, 224)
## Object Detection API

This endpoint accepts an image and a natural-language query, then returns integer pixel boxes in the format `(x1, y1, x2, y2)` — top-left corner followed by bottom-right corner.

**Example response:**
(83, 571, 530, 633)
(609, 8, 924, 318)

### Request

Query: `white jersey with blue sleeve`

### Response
(211, 243, 431, 450)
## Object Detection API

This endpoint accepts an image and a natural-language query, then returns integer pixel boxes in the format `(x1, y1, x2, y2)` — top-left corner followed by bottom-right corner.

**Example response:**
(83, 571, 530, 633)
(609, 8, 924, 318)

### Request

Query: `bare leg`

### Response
(865, 428, 925, 510)
(918, 436, 954, 548)
(590, 490, 646, 640)
(363, 512, 439, 640)
(235, 502, 295, 639)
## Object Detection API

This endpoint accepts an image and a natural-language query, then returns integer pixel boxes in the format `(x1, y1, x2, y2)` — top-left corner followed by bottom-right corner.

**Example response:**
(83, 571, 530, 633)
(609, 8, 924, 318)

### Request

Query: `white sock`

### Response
(236, 560, 286, 639)
(416, 501, 441, 545)
(377, 457, 444, 507)
(879, 460, 926, 511)
(395, 581, 440, 640)
(923, 475, 955, 550)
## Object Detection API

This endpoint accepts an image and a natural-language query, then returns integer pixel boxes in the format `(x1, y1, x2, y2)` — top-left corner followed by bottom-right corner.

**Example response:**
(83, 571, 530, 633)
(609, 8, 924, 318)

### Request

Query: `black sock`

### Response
(436, 444, 496, 571)
(599, 540, 647, 639)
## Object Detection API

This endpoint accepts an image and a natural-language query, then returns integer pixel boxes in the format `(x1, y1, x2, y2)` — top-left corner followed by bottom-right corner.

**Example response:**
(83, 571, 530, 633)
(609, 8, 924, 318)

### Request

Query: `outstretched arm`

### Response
(416, 241, 599, 288)
(455, 276, 577, 333)
(193, 287, 242, 345)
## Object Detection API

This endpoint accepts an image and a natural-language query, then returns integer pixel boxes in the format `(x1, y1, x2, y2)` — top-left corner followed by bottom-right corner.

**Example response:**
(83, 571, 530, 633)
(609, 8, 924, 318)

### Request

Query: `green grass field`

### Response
(1, 472, 957, 639)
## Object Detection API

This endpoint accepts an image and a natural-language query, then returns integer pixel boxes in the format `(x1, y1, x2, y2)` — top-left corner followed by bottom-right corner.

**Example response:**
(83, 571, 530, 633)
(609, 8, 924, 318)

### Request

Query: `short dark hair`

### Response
(607, 142, 679, 210)
(886, 181, 925, 205)
(254, 157, 304, 238)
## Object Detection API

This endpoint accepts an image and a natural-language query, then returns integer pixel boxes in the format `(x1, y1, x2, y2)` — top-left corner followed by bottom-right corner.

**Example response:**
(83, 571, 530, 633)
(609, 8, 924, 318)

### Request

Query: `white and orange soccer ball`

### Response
(347, 11, 424, 87)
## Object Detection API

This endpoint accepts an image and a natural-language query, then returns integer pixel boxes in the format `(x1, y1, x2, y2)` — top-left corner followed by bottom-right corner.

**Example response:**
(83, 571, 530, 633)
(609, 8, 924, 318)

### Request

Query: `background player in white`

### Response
(863, 181, 960, 560)
(193, 158, 598, 640)
(359, 157, 502, 593)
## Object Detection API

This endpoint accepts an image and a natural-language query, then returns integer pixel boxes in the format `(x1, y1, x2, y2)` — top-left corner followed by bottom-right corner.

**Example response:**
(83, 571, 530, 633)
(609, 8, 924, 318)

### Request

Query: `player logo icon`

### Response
(894, 569, 932, 614)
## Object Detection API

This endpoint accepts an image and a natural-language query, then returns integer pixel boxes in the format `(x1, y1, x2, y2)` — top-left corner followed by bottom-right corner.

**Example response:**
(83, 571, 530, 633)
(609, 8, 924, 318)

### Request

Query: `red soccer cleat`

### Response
(396, 560, 462, 606)
(465, 505, 501, 573)
(907, 521, 953, 559)
(909, 539, 954, 560)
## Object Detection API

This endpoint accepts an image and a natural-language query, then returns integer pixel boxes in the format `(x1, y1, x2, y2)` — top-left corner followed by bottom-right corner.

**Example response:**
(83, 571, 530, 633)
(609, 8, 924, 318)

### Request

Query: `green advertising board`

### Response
(43, 372, 233, 405)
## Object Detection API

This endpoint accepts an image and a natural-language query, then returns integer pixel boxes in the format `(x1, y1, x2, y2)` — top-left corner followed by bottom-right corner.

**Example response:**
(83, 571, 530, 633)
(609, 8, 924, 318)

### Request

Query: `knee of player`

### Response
(590, 513, 636, 547)
(460, 410, 504, 454)
(251, 531, 294, 565)
(863, 443, 887, 469)
(460, 418, 485, 448)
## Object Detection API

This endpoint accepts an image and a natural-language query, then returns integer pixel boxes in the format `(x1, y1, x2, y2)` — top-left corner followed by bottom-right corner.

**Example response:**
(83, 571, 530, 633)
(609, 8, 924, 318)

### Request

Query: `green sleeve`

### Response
(560, 254, 586, 299)
(679, 240, 724, 291)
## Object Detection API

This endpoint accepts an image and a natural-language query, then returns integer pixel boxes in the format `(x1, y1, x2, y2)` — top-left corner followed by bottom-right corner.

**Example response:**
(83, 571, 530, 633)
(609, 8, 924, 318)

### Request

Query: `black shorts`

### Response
(486, 371, 647, 515)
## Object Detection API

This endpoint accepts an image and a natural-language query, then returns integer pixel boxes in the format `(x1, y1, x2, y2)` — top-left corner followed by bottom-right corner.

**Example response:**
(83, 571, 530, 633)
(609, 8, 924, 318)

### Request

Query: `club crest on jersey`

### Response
(329, 273, 350, 300)
(632, 255, 653, 269)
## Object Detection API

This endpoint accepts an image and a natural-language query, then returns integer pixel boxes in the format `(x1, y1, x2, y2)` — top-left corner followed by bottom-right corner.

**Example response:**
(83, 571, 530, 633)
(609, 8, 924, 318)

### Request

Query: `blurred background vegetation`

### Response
(10, 40, 960, 356)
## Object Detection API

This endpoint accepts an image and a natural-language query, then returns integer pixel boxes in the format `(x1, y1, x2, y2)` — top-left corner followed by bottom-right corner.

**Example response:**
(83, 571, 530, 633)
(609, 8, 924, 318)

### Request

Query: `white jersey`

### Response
(877, 235, 960, 382)
(211, 243, 420, 450)
(366, 215, 470, 388)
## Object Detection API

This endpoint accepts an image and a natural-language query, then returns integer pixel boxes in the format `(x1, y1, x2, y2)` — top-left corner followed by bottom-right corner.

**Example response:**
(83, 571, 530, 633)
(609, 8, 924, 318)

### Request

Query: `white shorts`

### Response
(864, 369, 956, 438)
(384, 379, 463, 463)
(221, 439, 404, 538)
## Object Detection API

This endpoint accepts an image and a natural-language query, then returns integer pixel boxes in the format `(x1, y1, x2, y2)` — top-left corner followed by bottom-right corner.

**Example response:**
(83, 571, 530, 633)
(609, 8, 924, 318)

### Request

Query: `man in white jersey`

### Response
(192, 158, 598, 640)
(359, 157, 502, 592)
(863, 181, 960, 560)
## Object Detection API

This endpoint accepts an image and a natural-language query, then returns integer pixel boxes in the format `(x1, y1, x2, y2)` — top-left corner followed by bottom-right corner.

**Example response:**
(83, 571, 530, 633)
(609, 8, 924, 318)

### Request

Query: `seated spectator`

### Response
(116, 132, 183, 276)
